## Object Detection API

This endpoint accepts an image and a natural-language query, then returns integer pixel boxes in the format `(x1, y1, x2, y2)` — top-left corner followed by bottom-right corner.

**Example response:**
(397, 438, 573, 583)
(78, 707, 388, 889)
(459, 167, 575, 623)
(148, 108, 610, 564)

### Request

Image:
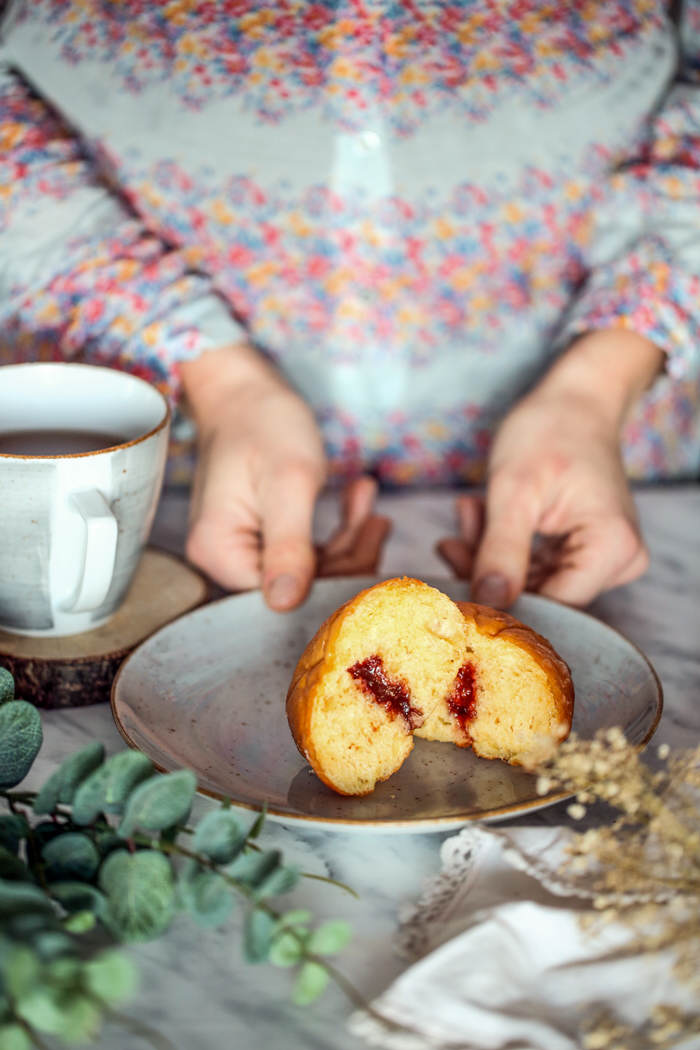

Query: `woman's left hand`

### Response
(437, 330, 662, 607)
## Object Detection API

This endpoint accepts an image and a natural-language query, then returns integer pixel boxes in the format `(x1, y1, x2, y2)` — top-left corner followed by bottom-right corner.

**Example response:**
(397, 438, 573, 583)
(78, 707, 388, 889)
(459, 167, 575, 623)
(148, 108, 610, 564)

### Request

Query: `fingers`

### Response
(537, 518, 649, 606)
(186, 510, 263, 593)
(456, 493, 485, 547)
(435, 536, 473, 578)
(319, 475, 392, 575)
(435, 494, 484, 579)
(318, 514, 392, 576)
(186, 448, 265, 592)
(322, 475, 380, 557)
(260, 463, 324, 610)
(471, 474, 541, 607)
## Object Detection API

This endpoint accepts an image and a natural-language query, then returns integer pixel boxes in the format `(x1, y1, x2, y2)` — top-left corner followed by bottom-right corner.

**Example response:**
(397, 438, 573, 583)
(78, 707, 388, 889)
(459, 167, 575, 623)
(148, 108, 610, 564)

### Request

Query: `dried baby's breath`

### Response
(536, 729, 700, 1050)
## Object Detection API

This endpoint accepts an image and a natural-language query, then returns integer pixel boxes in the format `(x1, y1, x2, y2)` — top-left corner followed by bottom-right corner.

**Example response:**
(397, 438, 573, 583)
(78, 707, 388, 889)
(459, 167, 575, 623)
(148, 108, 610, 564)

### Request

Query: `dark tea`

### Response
(0, 428, 129, 455)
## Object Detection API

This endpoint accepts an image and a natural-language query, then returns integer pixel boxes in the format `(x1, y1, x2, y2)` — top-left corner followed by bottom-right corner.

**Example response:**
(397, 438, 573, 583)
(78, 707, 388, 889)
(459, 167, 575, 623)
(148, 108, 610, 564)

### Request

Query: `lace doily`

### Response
(396, 825, 493, 961)
(350, 823, 694, 1050)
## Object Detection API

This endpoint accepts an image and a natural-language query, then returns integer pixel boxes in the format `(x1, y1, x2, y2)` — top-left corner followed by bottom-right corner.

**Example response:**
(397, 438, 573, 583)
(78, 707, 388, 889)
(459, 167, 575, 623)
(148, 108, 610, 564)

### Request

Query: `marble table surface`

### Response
(32, 484, 700, 1050)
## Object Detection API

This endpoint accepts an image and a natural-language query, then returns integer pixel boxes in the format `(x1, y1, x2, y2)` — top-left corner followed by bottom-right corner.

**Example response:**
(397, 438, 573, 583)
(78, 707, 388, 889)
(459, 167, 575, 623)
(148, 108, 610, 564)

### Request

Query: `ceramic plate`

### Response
(111, 576, 662, 832)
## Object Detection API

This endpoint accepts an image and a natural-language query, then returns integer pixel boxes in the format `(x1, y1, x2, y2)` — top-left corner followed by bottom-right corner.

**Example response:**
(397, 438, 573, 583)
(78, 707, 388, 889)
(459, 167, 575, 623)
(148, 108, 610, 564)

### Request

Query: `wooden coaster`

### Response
(0, 548, 209, 709)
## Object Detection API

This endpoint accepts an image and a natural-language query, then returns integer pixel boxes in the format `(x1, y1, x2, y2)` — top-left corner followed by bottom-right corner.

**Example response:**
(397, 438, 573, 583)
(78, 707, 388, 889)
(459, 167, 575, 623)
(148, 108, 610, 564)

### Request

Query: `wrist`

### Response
(537, 329, 664, 430)
(180, 343, 285, 427)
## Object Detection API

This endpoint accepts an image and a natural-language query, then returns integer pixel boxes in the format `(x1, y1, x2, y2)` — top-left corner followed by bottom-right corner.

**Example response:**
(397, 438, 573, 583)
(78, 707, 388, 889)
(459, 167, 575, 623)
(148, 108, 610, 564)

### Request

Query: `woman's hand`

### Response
(181, 345, 390, 610)
(438, 329, 664, 607)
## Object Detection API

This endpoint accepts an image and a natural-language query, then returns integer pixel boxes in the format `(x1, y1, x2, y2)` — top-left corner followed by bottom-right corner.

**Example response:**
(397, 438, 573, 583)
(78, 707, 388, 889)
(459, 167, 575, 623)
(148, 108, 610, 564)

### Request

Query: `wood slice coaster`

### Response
(0, 548, 209, 709)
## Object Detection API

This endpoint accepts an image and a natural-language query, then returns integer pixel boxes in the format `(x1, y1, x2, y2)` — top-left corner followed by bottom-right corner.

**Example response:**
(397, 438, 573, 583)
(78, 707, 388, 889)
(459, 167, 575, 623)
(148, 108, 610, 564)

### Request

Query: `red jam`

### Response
(447, 662, 478, 741)
(348, 655, 423, 730)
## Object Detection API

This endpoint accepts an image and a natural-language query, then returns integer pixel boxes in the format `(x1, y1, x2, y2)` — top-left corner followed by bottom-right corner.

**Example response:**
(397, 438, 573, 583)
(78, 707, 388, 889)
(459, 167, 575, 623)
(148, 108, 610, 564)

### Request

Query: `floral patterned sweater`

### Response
(1, 0, 700, 484)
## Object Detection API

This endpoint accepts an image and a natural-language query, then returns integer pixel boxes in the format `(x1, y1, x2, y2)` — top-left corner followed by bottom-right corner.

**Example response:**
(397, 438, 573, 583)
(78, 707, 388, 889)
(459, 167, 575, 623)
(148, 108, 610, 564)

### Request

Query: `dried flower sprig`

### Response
(535, 728, 700, 1050)
(536, 728, 700, 903)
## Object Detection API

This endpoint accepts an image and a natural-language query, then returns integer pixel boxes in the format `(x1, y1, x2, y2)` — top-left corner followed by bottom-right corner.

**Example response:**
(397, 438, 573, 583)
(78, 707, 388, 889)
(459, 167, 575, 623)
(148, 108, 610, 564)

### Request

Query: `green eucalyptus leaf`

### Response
(60, 994, 103, 1043)
(62, 910, 96, 934)
(84, 950, 137, 1003)
(56, 994, 102, 1043)
(99, 849, 176, 942)
(118, 769, 197, 838)
(17, 985, 101, 1042)
(33, 741, 105, 815)
(0, 845, 30, 881)
(4, 911, 57, 940)
(42, 833, 100, 882)
(268, 929, 304, 968)
(178, 861, 234, 929)
(228, 848, 281, 889)
(0, 879, 54, 918)
(276, 909, 312, 929)
(254, 864, 300, 900)
(3, 945, 40, 1001)
(46, 957, 81, 987)
(307, 919, 352, 956)
(0, 667, 14, 705)
(269, 909, 312, 968)
(15, 986, 64, 1037)
(31, 932, 73, 959)
(243, 907, 276, 963)
(0, 701, 42, 789)
(0, 814, 29, 854)
(49, 881, 106, 917)
(191, 809, 246, 864)
(0, 1023, 31, 1050)
(292, 960, 330, 1005)
(71, 750, 154, 825)
(247, 807, 266, 840)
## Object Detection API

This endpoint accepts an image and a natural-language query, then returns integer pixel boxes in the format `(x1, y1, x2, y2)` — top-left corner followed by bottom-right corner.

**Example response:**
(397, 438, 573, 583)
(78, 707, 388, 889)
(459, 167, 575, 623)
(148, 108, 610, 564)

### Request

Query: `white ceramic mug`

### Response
(0, 363, 170, 637)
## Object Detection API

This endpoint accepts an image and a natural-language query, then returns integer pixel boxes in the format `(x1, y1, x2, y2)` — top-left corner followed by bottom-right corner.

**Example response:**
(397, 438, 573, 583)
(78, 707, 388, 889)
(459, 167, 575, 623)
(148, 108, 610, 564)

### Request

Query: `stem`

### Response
(236, 839, 358, 896)
(147, 837, 255, 895)
(588, 848, 700, 896)
(102, 1007, 180, 1050)
(15, 1017, 52, 1050)
(1, 790, 37, 804)
(306, 954, 411, 1035)
(298, 871, 359, 898)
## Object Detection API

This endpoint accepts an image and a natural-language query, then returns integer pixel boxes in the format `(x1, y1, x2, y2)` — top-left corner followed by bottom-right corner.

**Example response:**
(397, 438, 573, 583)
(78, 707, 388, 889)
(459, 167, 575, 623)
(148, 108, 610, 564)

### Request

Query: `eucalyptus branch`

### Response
(0, 670, 364, 1048)
(1, 789, 359, 896)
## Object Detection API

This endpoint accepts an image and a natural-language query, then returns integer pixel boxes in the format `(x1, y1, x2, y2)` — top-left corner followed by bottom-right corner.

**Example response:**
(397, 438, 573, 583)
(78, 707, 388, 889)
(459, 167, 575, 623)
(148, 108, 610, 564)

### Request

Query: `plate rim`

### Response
(110, 576, 664, 830)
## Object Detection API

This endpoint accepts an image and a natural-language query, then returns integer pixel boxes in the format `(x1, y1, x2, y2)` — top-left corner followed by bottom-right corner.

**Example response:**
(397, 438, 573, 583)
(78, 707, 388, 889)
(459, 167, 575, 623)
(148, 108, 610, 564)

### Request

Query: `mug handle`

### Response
(64, 490, 118, 613)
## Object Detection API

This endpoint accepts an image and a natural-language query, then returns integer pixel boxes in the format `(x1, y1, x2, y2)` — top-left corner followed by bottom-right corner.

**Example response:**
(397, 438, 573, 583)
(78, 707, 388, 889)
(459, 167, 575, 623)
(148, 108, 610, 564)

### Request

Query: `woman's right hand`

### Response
(181, 345, 390, 610)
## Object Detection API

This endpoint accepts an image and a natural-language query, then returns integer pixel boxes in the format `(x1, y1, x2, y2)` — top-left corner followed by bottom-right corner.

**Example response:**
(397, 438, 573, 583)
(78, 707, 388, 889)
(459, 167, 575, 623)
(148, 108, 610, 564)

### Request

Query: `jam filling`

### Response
(348, 655, 423, 730)
(447, 662, 478, 741)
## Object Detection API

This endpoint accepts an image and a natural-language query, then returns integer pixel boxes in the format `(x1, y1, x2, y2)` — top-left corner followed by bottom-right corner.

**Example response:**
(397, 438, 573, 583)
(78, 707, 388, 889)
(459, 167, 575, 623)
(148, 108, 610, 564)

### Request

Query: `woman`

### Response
(1, 1, 698, 609)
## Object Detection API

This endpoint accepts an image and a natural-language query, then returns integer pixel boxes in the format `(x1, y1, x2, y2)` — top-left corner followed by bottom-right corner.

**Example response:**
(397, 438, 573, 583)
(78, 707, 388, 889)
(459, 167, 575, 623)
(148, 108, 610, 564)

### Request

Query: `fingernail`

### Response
(267, 573, 301, 610)
(473, 573, 510, 608)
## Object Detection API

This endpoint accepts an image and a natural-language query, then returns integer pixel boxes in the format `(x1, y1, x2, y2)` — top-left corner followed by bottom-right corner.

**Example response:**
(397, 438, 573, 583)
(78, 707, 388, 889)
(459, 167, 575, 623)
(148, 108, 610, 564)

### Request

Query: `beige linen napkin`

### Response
(349, 826, 698, 1050)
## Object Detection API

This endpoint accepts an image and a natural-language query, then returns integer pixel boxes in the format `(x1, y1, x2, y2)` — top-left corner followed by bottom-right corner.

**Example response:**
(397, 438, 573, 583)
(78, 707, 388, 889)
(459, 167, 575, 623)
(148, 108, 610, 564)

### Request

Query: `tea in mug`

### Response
(0, 428, 128, 456)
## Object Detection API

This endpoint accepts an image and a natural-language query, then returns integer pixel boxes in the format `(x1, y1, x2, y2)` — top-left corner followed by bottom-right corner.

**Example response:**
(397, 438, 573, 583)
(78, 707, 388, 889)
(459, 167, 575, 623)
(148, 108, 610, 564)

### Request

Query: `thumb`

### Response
(471, 473, 540, 608)
(260, 464, 323, 611)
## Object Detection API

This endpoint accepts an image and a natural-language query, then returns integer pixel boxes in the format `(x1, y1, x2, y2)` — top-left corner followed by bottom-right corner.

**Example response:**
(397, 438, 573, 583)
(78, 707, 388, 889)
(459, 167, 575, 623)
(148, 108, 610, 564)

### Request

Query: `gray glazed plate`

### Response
(111, 576, 663, 832)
